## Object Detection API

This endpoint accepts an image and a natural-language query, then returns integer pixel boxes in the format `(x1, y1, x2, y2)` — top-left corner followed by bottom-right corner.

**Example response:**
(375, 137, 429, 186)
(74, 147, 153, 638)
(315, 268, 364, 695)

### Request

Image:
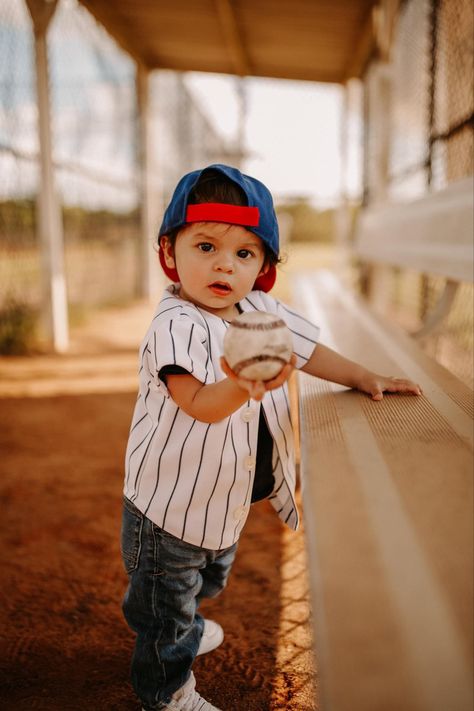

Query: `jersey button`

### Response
(241, 407, 255, 422)
(244, 455, 256, 470)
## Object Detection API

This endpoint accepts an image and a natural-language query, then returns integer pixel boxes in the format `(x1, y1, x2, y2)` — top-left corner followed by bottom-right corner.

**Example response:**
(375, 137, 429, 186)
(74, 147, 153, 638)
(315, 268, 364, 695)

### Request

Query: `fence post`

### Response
(362, 60, 393, 304)
(135, 63, 159, 300)
(26, 0, 69, 352)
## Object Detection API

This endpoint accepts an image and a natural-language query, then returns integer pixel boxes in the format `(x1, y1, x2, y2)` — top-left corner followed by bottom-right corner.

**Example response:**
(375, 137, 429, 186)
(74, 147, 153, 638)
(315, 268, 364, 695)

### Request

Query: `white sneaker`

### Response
(197, 619, 224, 656)
(143, 672, 222, 711)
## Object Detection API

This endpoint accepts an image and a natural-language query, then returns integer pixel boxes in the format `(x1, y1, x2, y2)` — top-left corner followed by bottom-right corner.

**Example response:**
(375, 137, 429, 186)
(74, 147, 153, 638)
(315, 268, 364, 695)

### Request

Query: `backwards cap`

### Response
(158, 164, 279, 292)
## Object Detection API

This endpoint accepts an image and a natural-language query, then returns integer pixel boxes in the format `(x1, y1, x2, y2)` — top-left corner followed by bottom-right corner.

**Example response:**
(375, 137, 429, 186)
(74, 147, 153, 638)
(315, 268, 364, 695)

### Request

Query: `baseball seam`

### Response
(233, 354, 288, 376)
(230, 319, 286, 331)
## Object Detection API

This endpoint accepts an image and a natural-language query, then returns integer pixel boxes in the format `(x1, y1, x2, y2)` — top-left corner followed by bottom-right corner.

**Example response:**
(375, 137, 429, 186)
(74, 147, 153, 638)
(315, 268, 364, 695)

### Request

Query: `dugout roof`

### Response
(77, 0, 378, 83)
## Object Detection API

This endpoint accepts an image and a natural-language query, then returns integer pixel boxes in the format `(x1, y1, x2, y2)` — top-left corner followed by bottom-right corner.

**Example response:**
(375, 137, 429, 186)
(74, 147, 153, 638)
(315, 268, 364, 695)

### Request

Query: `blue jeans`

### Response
(121, 497, 237, 710)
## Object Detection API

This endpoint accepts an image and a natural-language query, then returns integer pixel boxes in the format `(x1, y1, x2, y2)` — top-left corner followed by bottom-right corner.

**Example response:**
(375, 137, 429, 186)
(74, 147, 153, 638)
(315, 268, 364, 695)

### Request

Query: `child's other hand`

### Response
(220, 354, 297, 401)
(360, 373, 422, 401)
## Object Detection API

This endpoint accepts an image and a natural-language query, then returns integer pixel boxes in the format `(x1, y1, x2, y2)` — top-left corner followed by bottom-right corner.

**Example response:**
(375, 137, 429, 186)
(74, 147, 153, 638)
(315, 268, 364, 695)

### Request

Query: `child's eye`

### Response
(198, 243, 214, 253)
(237, 249, 253, 259)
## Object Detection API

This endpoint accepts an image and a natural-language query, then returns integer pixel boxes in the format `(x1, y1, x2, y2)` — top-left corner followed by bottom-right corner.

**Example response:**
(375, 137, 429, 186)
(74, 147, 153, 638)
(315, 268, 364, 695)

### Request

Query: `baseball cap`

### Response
(158, 164, 279, 292)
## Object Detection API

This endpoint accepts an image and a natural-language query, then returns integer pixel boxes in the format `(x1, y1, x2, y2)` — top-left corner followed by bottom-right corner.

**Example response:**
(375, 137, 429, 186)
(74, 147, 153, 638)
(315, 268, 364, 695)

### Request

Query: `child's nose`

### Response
(214, 254, 235, 273)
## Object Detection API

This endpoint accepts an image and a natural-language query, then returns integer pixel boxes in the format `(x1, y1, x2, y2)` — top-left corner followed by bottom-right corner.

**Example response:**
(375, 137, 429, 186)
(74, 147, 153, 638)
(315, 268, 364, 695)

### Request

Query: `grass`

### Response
(0, 300, 38, 355)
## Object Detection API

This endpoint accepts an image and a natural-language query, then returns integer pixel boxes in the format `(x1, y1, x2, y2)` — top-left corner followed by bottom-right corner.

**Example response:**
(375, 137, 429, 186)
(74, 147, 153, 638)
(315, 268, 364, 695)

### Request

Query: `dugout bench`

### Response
(293, 177, 473, 711)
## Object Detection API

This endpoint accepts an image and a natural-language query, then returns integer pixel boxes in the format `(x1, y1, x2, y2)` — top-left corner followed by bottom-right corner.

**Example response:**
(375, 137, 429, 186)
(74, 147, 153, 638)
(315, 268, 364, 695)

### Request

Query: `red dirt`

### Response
(0, 303, 318, 710)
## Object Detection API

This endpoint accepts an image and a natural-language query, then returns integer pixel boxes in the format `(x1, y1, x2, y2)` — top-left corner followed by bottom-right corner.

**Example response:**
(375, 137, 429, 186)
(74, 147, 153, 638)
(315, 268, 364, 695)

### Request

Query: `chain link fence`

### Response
(0, 0, 39, 317)
(49, 0, 139, 310)
(0, 0, 237, 350)
(361, 0, 473, 386)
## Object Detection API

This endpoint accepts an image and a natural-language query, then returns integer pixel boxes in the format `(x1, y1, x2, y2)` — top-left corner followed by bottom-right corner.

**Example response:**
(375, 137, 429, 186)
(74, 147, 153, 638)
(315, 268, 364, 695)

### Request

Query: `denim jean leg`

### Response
(197, 543, 238, 603)
(121, 498, 213, 708)
(149, 527, 208, 705)
(122, 500, 167, 708)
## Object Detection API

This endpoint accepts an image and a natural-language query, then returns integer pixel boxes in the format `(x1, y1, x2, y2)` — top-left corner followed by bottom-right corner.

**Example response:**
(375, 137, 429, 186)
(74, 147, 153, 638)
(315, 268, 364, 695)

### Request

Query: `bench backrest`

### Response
(354, 177, 474, 283)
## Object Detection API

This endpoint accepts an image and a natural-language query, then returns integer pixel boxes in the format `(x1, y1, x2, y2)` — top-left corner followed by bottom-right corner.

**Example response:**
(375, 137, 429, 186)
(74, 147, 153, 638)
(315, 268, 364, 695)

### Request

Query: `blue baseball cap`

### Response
(158, 164, 279, 292)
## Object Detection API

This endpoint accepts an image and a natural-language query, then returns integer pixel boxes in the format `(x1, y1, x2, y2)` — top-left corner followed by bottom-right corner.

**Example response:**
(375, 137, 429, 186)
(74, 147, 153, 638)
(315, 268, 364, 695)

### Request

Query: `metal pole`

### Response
(372, 61, 392, 205)
(26, 0, 68, 351)
(236, 76, 247, 169)
(335, 81, 351, 271)
(421, 0, 440, 322)
(135, 63, 157, 300)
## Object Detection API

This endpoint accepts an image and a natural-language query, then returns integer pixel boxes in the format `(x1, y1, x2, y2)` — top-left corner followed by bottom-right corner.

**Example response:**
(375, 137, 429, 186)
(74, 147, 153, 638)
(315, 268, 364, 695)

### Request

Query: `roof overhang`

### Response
(77, 0, 378, 83)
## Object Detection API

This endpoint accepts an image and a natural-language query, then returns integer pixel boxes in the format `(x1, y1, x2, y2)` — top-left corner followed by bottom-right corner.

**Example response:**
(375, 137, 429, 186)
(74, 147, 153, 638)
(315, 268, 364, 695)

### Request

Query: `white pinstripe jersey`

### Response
(124, 285, 320, 550)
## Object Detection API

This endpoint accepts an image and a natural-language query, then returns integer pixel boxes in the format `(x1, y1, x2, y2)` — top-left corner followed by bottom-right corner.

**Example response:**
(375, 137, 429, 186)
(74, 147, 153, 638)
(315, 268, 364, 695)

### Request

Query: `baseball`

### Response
(223, 311, 293, 381)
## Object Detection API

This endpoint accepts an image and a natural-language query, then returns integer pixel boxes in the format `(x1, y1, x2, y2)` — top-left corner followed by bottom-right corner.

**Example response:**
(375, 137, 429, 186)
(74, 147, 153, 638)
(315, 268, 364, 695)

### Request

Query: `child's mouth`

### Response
(209, 282, 232, 296)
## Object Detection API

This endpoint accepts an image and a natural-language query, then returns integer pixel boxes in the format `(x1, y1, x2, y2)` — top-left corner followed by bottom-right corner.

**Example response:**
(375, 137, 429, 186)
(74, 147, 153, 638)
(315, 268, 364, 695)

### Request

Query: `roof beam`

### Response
(344, 4, 376, 79)
(78, 0, 147, 67)
(214, 0, 251, 76)
(373, 0, 402, 61)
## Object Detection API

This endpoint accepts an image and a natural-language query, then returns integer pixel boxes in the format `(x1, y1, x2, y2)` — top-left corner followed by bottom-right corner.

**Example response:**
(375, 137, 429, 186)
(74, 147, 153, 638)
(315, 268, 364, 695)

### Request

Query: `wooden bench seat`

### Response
(293, 269, 473, 711)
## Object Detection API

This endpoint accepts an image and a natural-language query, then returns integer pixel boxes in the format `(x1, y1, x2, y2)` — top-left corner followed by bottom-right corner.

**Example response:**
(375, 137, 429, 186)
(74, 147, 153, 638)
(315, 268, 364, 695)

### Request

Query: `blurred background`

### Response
(0, 0, 472, 384)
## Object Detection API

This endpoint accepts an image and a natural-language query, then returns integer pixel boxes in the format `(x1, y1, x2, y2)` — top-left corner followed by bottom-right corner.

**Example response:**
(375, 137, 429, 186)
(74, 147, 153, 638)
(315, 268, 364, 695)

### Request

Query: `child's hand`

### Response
(359, 373, 422, 401)
(220, 354, 297, 401)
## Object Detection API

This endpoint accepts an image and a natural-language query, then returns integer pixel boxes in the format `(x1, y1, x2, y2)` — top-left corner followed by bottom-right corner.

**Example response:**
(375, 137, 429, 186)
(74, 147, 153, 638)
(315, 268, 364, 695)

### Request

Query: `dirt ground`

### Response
(0, 301, 318, 710)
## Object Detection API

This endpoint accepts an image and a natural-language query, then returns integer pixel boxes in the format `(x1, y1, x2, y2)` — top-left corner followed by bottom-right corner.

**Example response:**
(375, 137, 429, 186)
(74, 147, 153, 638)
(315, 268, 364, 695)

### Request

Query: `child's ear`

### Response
(160, 235, 176, 268)
(258, 260, 270, 277)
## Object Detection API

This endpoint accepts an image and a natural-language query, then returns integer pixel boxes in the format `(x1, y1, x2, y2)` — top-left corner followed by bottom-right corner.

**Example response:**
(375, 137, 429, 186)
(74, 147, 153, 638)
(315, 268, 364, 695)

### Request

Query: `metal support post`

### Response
(26, 0, 68, 352)
(136, 64, 159, 300)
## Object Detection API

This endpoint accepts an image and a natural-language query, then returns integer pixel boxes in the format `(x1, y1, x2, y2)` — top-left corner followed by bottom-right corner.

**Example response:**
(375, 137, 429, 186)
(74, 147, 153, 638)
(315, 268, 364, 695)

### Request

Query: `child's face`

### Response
(161, 222, 268, 319)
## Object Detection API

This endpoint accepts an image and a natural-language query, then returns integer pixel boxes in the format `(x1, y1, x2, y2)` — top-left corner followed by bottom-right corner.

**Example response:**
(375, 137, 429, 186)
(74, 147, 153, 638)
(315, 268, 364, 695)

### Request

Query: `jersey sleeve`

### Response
(258, 292, 320, 369)
(145, 314, 211, 395)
